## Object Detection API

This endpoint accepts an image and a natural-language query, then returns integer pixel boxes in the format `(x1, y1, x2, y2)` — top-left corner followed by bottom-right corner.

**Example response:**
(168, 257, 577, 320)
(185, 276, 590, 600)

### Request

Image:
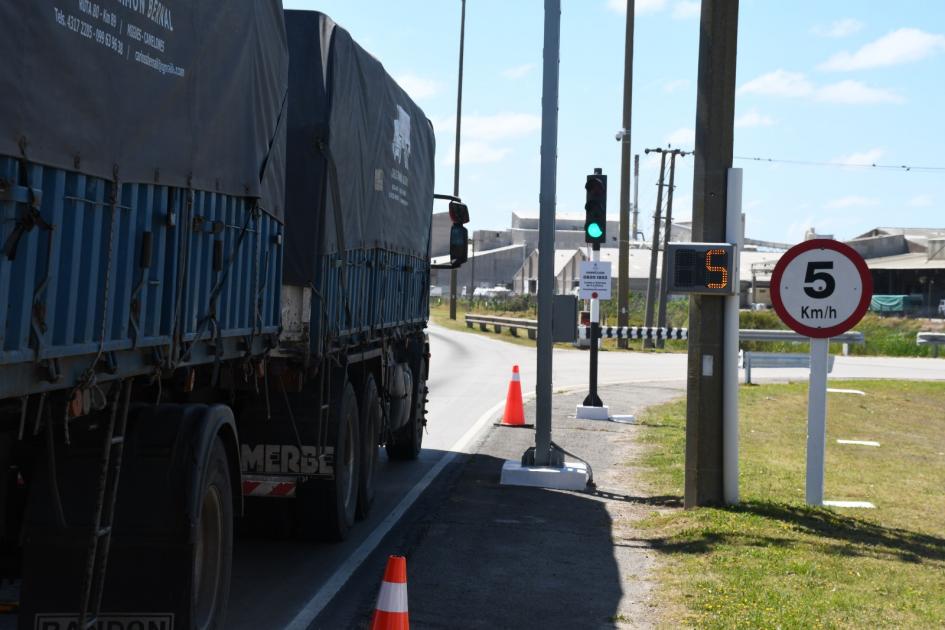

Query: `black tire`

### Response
(386, 359, 426, 461)
(356, 374, 381, 520)
(192, 437, 233, 630)
(298, 381, 360, 541)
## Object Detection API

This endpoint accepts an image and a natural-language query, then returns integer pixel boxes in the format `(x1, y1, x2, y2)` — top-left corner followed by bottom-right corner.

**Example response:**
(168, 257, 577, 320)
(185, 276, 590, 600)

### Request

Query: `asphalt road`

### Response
(227, 323, 944, 629)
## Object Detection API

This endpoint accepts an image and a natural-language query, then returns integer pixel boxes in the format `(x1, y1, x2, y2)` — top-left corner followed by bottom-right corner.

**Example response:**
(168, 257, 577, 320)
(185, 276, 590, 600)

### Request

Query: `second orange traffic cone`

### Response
(498, 365, 532, 427)
(371, 555, 409, 630)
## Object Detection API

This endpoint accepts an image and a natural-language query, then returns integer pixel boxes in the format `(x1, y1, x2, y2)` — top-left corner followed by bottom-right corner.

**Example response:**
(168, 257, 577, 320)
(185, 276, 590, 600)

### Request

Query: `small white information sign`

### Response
(579, 261, 612, 300)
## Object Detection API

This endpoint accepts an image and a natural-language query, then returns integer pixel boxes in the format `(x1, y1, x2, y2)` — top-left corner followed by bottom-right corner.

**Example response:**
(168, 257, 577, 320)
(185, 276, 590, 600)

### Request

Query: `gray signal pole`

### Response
(616, 0, 635, 350)
(685, 0, 739, 508)
(643, 148, 668, 349)
(529, 0, 562, 467)
(448, 0, 467, 320)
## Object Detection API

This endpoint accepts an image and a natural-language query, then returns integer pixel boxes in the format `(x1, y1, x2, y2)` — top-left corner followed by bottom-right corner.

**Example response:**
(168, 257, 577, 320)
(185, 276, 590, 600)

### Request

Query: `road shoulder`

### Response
(399, 381, 686, 629)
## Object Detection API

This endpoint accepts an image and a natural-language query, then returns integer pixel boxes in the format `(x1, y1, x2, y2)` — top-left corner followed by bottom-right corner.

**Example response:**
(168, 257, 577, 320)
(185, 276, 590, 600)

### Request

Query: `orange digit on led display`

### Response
(705, 249, 728, 289)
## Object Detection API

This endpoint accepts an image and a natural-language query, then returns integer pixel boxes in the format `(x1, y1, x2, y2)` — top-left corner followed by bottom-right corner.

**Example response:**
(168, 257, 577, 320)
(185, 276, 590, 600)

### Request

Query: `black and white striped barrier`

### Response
(577, 326, 688, 341)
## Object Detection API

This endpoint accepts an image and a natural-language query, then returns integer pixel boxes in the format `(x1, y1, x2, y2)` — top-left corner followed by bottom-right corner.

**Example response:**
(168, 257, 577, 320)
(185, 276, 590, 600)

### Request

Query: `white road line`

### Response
(284, 398, 507, 630)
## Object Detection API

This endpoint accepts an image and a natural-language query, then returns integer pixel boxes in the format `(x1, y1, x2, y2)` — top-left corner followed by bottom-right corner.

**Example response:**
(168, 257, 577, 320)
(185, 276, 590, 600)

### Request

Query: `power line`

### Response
(734, 155, 945, 173)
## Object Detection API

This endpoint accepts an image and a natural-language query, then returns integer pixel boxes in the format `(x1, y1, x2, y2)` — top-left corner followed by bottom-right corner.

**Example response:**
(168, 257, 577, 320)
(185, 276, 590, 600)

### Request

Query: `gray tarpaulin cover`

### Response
(0, 0, 288, 218)
(284, 10, 436, 285)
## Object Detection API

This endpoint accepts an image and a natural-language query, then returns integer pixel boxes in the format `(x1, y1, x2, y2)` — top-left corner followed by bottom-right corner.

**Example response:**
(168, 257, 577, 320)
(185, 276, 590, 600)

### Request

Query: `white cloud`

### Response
(815, 80, 904, 104)
(439, 113, 542, 142)
(910, 194, 933, 207)
(734, 109, 775, 128)
(665, 127, 694, 148)
(502, 63, 534, 80)
(820, 28, 945, 71)
(607, 0, 668, 15)
(395, 74, 441, 100)
(662, 79, 689, 93)
(811, 18, 864, 38)
(739, 70, 903, 105)
(442, 141, 511, 166)
(824, 195, 880, 209)
(436, 112, 542, 166)
(672, 1, 700, 19)
(831, 148, 884, 166)
(738, 70, 814, 98)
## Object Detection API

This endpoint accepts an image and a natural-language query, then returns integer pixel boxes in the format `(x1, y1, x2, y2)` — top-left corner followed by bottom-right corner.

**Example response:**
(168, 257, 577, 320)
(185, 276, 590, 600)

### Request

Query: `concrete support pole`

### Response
(684, 0, 739, 508)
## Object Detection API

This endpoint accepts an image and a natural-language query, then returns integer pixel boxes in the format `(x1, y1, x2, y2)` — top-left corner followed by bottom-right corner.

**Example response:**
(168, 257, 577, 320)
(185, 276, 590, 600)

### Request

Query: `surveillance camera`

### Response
(615, 130, 625, 141)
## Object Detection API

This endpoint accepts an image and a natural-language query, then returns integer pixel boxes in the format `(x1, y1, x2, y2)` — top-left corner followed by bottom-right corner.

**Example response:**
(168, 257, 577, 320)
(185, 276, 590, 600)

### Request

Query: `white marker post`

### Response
(770, 239, 873, 506)
(806, 337, 829, 504)
(723, 169, 742, 505)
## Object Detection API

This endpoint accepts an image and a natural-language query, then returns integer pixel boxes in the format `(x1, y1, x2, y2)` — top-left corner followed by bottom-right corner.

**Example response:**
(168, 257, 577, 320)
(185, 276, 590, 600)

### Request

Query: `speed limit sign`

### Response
(771, 239, 873, 338)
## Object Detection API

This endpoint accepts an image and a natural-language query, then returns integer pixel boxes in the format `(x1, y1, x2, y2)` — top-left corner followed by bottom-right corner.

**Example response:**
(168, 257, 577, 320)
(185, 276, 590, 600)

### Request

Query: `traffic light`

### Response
(584, 171, 607, 245)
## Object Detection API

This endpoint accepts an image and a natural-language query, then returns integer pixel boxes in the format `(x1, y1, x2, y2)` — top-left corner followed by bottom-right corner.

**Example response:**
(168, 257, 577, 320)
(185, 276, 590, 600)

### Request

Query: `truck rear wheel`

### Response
(357, 374, 381, 520)
(297, 382, 360, 541)
(386, 359, 426, 461)
(192, 437, 233, 630)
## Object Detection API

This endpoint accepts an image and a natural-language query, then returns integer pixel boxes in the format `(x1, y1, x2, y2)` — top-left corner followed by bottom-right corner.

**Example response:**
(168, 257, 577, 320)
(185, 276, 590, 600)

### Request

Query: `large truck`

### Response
(0, 4, 467, 628)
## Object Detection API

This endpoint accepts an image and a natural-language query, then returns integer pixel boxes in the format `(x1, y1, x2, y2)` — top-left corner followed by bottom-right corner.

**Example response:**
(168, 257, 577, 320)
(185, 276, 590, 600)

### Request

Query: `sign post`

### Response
(578, 258, 611, 417)
(770, 239, 873, 505)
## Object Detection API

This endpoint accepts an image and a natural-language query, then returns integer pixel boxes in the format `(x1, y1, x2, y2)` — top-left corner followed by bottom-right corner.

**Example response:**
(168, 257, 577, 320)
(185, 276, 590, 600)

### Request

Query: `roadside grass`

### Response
(634, 380, 945, 629)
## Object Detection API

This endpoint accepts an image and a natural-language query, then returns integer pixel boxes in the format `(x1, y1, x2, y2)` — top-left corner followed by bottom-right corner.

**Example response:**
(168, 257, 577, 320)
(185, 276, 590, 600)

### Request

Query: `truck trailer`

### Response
(0, 4, 467, 628)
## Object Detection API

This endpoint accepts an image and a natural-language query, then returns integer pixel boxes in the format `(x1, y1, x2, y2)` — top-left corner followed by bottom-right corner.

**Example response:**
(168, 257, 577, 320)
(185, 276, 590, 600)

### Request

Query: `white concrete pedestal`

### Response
(500, 460, 589, 491)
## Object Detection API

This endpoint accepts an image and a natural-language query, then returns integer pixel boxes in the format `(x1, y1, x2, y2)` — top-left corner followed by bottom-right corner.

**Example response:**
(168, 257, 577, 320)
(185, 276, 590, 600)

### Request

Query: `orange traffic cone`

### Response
(371, 555, 409, 630)
(497, 365, 532, 427)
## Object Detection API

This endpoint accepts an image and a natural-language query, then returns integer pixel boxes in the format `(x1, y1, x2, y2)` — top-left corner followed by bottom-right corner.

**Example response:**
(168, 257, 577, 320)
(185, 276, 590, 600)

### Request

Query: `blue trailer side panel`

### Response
(0, 157, 282, 398)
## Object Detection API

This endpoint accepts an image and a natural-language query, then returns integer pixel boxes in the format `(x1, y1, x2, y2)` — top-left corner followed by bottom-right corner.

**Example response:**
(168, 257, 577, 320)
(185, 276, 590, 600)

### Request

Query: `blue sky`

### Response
(283, 0, 944, 244)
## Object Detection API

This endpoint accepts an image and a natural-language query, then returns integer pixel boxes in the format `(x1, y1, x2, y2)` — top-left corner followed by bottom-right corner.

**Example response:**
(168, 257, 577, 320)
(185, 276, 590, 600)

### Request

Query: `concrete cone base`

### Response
(575, 405, 610, 420)
(500, 460, 589, 491)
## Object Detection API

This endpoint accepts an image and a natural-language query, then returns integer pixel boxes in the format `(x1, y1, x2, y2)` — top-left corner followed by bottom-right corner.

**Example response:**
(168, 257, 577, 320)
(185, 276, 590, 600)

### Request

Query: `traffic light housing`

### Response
(448, 200, 469, 266)
(584, 171, 607, 245)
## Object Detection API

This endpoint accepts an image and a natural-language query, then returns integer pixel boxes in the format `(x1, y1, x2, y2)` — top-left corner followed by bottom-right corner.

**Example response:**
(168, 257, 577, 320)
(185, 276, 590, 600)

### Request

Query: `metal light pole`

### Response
(449, 0, 467, 320)
(530, 0, 562, 467)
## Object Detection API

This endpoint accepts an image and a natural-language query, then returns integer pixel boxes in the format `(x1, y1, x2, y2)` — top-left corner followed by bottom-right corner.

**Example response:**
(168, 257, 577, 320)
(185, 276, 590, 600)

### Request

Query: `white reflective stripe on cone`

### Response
(376, 582, 409, 613)
(511, 373, 520, 382)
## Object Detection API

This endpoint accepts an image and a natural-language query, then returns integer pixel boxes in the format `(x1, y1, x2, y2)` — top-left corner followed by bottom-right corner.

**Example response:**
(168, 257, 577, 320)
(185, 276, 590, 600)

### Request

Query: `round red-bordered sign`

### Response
(770, 239, 873, 338)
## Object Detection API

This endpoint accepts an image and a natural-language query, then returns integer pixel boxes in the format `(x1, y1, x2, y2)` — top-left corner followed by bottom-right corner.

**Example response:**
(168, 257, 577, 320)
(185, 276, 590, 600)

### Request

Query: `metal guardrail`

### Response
(917, 332, 945, 358)
(742, 351, 836, 384)
(466, 315, 866, 347)
(739, 329, 864, 344)
(465, 314, 538, 339)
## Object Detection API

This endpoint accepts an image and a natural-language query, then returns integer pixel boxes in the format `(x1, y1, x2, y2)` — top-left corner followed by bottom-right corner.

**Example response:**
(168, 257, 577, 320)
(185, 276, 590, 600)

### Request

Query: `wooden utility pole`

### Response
(657, 149, 690, 348)
(685, 0, 739, 508)
(643, 148, 668, 349)
(616, 0, 635, 349)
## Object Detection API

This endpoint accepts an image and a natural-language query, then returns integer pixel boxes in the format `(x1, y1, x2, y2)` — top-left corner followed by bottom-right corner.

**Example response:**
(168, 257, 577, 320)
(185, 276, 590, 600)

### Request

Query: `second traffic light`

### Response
(584, 170, 607, 245)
